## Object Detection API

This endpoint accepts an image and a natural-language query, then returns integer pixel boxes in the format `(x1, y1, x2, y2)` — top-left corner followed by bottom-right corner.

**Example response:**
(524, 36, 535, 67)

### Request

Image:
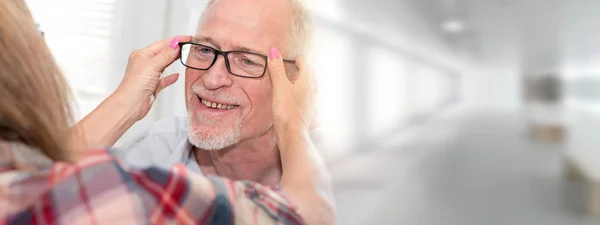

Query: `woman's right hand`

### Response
(67, 36, 192, 157)
(114, 35, 192, 121)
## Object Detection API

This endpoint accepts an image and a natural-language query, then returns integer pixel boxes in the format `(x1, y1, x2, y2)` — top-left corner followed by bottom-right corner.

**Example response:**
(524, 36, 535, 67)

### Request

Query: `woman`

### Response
(0, 1, 334, 224)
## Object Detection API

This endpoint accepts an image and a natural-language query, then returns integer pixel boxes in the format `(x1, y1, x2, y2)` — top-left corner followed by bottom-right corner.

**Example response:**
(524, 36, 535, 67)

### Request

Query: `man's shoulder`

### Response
(117, 116, 188, 146)
(145, 116, 189, 136)
(116, 116, 190, 168)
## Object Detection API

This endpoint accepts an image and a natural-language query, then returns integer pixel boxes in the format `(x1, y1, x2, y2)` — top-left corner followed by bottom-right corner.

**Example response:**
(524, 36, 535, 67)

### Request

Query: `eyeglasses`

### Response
(178, 42, 295, 78)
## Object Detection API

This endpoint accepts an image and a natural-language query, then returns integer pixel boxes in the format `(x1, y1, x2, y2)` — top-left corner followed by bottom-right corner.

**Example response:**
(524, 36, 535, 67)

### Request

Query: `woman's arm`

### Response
(277, 125, 335, 225)
(66, 36, 191, 161)
(67, 93, 138, 160)
(267, 49, 336, 225)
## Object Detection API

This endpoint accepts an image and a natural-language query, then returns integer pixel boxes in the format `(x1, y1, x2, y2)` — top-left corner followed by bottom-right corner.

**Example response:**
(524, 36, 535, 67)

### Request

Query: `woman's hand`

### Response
(267, 48, 336, 225)
(267, 48, 316, 133)
(114, 35, 192, 121)
(67, 36, 192, 157)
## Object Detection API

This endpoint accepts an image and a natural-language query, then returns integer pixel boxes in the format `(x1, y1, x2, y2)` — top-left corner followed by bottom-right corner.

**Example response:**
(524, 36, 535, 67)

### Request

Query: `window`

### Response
(26, 0, 117, 120)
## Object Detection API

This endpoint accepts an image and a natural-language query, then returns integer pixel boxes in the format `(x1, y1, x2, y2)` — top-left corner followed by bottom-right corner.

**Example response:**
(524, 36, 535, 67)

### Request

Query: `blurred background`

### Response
(25, 0, 600, 224)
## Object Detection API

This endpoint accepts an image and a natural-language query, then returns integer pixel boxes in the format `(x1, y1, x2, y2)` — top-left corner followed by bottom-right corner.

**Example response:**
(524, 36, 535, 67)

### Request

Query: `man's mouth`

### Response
(198, 96, 240, 110)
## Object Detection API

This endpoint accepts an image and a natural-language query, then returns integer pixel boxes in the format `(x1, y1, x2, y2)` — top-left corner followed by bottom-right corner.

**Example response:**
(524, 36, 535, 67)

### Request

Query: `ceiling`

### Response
(408, 0, 600, 74)
(318, 0, 600, 75)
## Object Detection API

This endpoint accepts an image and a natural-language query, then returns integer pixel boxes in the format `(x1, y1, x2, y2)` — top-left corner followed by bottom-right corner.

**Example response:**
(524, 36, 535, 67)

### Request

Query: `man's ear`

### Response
(284, 63, 300, 82)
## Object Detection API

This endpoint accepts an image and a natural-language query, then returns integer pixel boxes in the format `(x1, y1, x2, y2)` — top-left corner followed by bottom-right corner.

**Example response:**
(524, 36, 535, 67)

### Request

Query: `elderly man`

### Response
(71, 0, 316, 188)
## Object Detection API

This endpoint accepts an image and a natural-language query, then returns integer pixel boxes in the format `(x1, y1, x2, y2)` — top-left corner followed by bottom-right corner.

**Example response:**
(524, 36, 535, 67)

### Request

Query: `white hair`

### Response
(201, 0, 313, 57)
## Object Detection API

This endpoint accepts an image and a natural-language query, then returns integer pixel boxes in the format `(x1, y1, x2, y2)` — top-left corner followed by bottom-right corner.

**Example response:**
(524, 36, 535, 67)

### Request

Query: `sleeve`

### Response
(174, 167, 306, 225)
(120, 161, 306, 224)
(207, 176, 305, 225)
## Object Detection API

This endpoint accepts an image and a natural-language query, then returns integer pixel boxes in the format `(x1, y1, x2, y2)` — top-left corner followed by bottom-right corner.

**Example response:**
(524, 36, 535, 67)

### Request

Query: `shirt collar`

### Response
(166, 137, 203, 174)
(165, 127, 279, 188)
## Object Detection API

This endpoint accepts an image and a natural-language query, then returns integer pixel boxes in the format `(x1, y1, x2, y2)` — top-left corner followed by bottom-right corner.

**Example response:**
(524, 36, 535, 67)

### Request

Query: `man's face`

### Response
(185, 0, 292, 150)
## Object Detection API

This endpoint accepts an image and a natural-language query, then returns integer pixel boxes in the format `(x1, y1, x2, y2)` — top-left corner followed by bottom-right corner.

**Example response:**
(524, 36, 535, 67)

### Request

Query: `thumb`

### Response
(267, 48, 291, 92)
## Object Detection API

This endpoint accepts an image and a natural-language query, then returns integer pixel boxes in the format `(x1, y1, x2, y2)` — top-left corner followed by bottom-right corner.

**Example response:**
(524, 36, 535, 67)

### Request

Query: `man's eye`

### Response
(242, 59, 257, 65)
(200, 48, 213, 54)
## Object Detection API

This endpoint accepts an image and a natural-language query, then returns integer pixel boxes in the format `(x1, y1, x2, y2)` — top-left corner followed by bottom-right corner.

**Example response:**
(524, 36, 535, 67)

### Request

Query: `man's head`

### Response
(185, 0, 311, 150)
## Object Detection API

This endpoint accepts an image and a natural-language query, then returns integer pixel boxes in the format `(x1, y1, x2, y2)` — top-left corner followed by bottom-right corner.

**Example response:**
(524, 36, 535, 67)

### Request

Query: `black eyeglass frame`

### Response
(178, 42, 296, 78)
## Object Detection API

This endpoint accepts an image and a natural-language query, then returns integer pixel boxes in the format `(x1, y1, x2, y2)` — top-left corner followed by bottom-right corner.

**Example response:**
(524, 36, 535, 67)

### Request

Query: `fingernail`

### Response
(170, 37, 180, 49)
(269, 48, 280, 60)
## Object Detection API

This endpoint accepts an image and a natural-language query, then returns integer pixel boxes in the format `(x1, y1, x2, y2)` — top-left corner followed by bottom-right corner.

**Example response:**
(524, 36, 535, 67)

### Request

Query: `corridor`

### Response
(330, 109, 600, 225)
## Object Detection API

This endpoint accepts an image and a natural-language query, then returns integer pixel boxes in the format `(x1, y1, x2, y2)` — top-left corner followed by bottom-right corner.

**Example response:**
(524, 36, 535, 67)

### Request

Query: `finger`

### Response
(146, 35, 192, 56)
(148, 36, 192, 72)
(267, 48, 292, 91)
(155, 73, 180, 95)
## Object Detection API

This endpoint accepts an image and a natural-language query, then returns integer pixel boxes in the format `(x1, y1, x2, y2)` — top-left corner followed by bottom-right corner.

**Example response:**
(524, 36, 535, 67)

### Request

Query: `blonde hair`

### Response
(0, 0, 73, 161)
(203, 0, 313, 57)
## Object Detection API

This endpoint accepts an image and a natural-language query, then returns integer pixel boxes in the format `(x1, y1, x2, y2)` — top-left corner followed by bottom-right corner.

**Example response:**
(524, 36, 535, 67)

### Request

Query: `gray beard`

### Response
(186, 114, 242, 151)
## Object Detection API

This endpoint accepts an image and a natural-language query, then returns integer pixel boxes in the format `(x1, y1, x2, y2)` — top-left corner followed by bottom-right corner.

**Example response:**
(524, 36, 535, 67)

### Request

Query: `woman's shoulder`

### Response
(1, 143, 304, 224)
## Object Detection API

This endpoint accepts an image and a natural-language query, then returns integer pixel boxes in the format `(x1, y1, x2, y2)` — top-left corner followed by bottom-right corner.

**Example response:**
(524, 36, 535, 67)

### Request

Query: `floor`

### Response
(328, 109, 600, 225)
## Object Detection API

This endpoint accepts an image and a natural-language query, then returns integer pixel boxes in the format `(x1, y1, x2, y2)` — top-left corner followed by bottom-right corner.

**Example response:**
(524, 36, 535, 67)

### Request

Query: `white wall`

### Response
(461, 65, 521, 111)
(25, 0, 119, 119)
(458, 0, 524, 112)
(306, 1, 470, 154)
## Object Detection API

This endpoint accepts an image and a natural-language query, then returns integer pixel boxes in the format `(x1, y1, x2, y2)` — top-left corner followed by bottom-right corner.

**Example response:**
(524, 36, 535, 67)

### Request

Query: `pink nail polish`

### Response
(269, 48, 280, 60)
(170, 37, 180, 49)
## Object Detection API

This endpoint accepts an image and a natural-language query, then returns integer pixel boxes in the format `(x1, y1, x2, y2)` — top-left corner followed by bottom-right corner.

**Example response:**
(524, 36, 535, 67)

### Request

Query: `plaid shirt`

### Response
(0, 140, 305, 225)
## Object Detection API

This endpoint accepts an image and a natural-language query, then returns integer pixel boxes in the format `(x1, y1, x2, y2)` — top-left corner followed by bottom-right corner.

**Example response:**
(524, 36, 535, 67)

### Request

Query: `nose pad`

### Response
(212, 55, 229, 72)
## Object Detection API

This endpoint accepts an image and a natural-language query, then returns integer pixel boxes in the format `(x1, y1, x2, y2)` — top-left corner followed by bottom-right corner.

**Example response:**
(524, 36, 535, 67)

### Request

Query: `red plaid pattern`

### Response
(0, 140, 305, 225)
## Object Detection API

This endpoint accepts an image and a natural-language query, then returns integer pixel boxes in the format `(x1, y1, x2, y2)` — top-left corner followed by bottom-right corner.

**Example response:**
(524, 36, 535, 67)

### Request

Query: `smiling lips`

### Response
(199, 97, 239, 110)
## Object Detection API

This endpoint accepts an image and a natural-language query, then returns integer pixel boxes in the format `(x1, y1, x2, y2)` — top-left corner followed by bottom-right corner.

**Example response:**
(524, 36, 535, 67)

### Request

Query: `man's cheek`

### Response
(254, 95, 274, 123)
(260, 75, 273, 91)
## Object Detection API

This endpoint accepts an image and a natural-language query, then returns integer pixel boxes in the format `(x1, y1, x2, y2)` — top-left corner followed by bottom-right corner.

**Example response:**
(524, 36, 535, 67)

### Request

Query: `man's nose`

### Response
(202, 55, 234, 90)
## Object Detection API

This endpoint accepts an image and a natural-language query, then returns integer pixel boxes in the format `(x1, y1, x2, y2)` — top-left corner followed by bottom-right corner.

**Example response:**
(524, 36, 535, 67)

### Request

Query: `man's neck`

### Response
(193, 128, 282, 186)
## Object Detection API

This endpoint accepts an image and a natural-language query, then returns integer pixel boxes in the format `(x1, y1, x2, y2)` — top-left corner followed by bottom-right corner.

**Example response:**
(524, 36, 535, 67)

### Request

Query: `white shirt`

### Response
(120, 117, 201, 172)
(119, 116, 324, 176)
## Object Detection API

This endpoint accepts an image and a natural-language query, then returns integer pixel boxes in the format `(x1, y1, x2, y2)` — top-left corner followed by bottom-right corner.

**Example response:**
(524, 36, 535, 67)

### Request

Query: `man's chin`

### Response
(191, 140, 236, 151)
(187, 127, 241, 151)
